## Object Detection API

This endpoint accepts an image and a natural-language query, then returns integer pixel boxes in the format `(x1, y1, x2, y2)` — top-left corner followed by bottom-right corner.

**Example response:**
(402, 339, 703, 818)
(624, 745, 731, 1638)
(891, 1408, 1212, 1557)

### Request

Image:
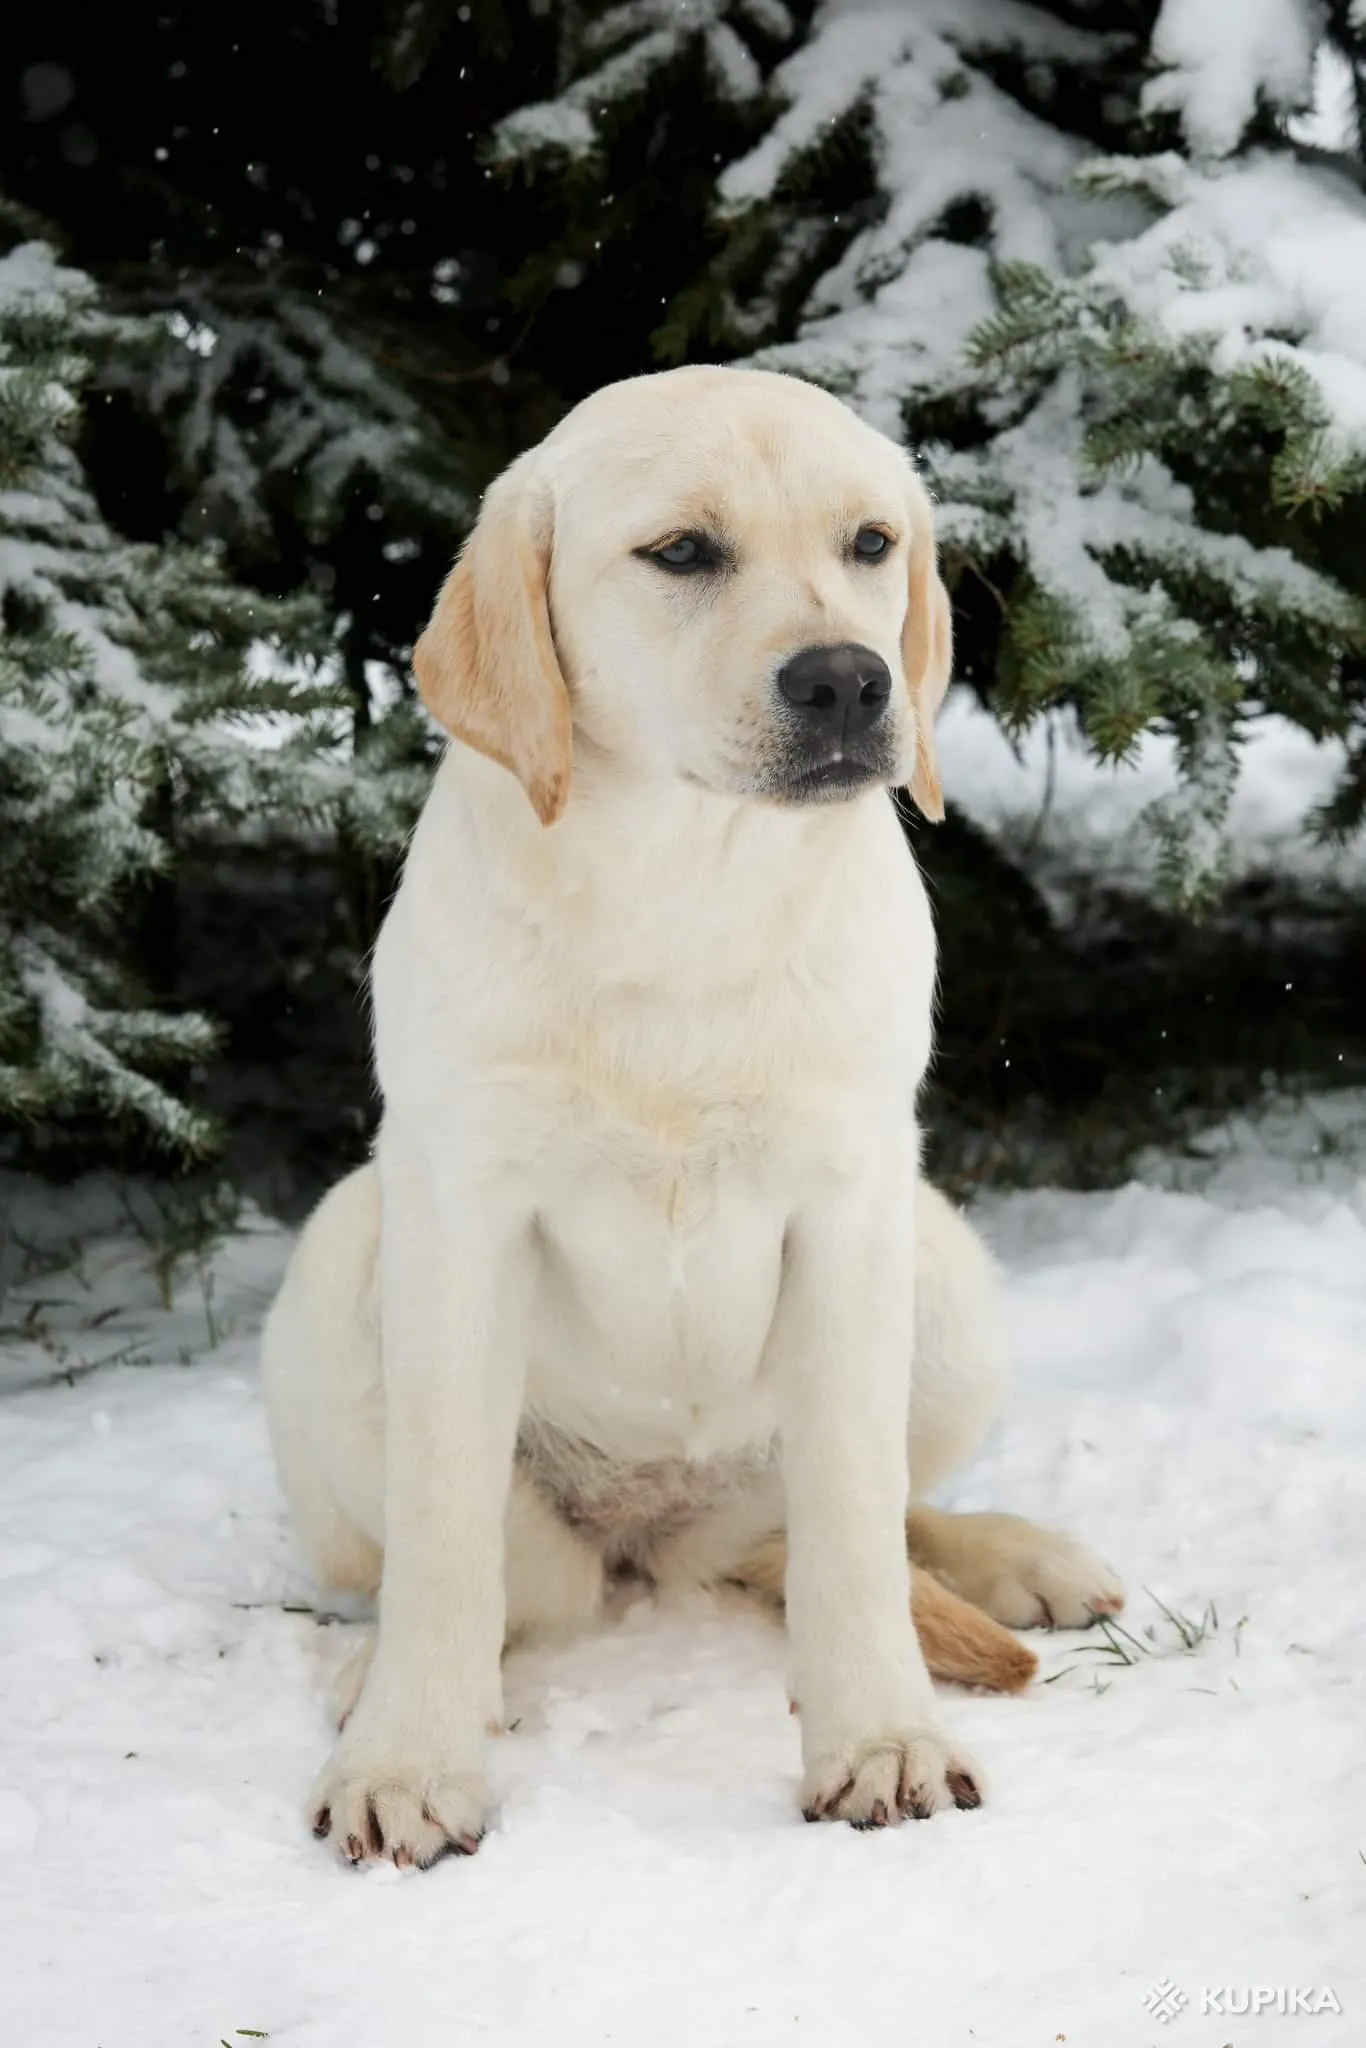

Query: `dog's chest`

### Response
(525, 1094, 789, 1461)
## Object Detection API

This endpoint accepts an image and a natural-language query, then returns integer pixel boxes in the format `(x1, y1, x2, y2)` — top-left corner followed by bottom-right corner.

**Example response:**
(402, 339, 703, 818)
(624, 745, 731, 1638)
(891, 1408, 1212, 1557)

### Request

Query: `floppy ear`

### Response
(412, 455, 572, 826)
(900, 518, 953, 824)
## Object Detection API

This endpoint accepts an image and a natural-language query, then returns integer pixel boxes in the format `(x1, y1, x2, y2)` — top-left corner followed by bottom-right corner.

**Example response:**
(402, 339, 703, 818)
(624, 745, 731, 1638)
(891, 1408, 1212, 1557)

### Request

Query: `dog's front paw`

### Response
(309, 1734, 487, 1869)
(801, 1727, 983, 1828)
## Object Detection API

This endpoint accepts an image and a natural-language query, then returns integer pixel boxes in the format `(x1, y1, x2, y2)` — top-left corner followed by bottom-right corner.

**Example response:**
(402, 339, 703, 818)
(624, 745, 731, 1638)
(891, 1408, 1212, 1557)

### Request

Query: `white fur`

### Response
(261, 367, 1119, 1866)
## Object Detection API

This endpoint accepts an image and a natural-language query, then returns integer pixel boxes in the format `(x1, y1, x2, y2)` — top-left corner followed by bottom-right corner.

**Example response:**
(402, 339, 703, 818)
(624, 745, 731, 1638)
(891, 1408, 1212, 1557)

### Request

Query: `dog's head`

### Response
(413, 367, 951, 826)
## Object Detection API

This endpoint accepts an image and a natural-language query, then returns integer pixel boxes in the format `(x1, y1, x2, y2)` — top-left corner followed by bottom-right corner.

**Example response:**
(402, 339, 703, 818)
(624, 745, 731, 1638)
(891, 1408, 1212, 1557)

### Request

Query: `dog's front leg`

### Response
(774, 1147, 983, 1828)
(308, 1122, 525, 1868)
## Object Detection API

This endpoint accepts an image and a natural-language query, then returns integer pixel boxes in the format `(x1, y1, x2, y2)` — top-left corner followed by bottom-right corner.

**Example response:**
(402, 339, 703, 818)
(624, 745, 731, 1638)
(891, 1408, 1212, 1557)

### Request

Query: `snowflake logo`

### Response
(1143, 1981, 1188, 2024)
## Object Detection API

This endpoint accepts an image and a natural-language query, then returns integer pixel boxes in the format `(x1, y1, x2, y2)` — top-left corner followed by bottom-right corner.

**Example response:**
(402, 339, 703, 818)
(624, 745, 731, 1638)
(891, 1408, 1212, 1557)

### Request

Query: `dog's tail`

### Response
(730, 1535, 1038, 1695)
(909, 1564, 1038, 1693)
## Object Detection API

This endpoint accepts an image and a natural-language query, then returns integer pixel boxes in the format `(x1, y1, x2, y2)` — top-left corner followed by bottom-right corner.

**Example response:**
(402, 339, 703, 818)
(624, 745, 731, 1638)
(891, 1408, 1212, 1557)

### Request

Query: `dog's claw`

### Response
(947, 1769, 981, 1810)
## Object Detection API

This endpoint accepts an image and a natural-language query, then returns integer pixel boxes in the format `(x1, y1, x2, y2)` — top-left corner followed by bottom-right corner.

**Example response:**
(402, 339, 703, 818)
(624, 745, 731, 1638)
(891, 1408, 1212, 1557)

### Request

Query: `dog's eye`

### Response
(853, 526, 892, 562)
(640, 533, 720, 575)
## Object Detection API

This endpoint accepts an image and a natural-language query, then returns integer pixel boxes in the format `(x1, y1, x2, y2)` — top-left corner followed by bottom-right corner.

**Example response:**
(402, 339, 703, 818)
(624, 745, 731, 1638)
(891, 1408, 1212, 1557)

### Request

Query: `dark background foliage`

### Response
(3, 0, 1363, 1216)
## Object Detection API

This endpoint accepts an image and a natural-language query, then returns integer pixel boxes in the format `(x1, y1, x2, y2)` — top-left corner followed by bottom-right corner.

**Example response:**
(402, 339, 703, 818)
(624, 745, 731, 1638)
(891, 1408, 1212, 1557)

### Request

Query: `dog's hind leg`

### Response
(904, 1505, 1124, 1632)
(728, 1532, 1038, 1695)
(906, 1182, 1123, 1630)
(261, 1167, 388, 1595)
(326, 1478, 605, 1732)
(904, 1181, 1012, 1500)
(651, 1477, 1038, 1695)
(263, 1163, 606, 1727)
(654, 1178, 1116, 1687)
(502, 1472, 606, 1645)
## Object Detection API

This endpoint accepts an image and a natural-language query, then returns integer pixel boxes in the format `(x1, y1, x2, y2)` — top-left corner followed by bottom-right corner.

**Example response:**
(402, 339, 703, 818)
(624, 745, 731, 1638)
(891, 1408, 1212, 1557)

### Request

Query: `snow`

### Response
(1086, 150, 1366, 456)
(719, 7, 918, 209)
(1289, 41, 1359, 151)
(0, 238, 96, 321)
(1144, 0, 1319, 157)
(718, 3, 1366, 873)
(4, 1095, 1365, 2045)
(936, 687, 1366, 908)
(982, 372, 1139, 662)
(717, 0, 1104, 423)
(738, 0, 795, 36)
(763, 239, 998, 440)
(483, 0, 1366, 903)
(742, 45, 1085, 432)
(18, 944, 91, 1032)
(705, 21, 763, 102)
(493, 2, 766, 172)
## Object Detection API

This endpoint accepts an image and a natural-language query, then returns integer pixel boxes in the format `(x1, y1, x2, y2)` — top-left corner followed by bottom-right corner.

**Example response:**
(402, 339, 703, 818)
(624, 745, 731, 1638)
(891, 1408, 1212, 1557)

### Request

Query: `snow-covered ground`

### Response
(3, 1096, 1365, 2047)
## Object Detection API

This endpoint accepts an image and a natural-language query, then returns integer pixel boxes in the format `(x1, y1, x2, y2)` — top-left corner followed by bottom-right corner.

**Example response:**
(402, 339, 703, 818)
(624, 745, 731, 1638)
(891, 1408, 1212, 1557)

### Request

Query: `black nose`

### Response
(775, 643, 892, 737)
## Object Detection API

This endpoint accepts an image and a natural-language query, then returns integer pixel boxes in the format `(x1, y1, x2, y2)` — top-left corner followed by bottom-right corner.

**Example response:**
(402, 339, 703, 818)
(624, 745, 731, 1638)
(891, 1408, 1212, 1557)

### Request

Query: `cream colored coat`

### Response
(262, 367, 1121, 1870)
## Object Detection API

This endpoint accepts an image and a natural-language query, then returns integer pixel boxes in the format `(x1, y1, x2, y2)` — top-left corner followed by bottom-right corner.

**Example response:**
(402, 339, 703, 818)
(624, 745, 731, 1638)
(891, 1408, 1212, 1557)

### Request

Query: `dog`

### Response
(261, 365, 1122, 1869)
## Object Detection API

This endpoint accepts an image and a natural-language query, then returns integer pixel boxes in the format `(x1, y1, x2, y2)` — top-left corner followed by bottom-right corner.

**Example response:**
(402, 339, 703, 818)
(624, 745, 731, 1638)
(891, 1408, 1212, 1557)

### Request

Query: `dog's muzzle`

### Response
(766, 641, 896, 802)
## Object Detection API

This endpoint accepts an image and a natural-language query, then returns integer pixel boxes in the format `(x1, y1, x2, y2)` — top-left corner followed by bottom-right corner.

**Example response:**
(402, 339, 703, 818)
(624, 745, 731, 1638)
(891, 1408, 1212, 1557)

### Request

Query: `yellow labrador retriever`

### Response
(261, 366, 1121, 1869)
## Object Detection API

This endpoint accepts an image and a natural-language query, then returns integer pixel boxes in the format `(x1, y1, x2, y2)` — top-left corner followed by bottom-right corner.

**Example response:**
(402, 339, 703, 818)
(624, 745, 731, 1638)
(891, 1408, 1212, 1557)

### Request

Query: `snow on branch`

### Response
(1144, 0, 1322, 156)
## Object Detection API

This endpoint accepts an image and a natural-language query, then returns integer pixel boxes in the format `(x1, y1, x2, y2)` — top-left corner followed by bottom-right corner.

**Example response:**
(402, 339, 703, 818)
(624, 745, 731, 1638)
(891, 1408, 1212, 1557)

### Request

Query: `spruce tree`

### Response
(9, 3, 1363, 916)
(0, 228, 343, 1157)
(486, 0, 1366, 907)
(3, 0, 1364, 1183)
